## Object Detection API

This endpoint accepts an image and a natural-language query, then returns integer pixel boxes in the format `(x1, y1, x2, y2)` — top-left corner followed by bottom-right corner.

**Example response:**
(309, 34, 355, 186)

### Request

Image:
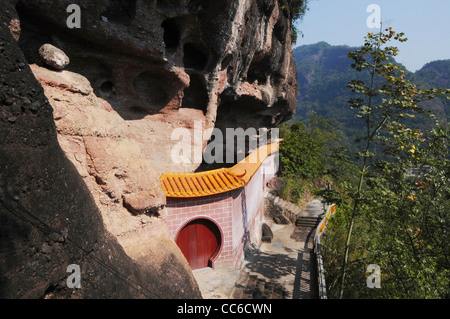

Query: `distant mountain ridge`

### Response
(293, 41, 450, 138)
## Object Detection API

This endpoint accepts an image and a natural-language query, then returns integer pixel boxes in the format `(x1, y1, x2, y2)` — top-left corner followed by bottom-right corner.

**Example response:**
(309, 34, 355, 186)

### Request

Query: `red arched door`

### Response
(176, 219, 221, 270)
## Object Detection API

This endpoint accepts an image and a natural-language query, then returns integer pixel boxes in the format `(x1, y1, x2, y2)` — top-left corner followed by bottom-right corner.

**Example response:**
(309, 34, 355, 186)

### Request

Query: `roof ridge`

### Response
(160, 142, 279, 198)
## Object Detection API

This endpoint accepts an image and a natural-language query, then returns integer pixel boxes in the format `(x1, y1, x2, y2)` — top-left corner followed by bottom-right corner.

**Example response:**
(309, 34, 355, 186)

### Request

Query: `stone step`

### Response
(261, 281, 274, 299)
(296, 216, 322, 227)
(251, 278, 266, 299)
(271, 282, 286, 299)
(232, 270, 290, 299)
(231, 271, 250, 299)
(241, 274, 258, 299)
(295, 221, 319, 228)
(296, 216, 322, 222)
(304, 209, 322, 214)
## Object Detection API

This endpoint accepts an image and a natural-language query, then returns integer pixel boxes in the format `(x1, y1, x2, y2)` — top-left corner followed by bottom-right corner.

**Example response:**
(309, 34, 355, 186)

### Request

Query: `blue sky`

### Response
(293, 0, 450, 72)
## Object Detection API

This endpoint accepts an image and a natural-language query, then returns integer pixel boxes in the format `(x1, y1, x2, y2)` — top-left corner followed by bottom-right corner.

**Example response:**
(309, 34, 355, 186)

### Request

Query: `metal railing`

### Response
(313, 203, 336, 299)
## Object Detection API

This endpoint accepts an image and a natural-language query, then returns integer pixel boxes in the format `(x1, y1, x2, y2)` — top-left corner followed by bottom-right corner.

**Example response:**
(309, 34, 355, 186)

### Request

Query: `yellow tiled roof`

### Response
(160, 168, 245, 198)
(160, 142, 279, 198)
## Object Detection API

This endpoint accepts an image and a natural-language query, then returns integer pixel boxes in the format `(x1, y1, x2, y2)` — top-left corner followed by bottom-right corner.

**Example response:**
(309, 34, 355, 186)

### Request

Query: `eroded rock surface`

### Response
(16, 0, 297, 151)
(0, 16, 200, 298)
(1, 0, 298, 298)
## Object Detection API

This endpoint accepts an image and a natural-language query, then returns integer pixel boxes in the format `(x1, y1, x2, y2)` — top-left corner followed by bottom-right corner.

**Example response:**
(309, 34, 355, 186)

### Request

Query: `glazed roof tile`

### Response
(160, 142, 279, 198)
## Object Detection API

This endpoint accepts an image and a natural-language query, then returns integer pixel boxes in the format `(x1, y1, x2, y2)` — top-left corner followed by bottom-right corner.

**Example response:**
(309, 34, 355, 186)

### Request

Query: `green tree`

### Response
(322, 28, 450, 298)
(288, 0, 309, 44)
(278, 115, 344, 204)
(362, 126, 450, 298)
(279, 121, 325, 179)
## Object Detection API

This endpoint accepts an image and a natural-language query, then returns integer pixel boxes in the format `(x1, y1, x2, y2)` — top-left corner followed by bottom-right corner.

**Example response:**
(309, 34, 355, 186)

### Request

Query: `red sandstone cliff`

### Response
(0, 0, 298, 298)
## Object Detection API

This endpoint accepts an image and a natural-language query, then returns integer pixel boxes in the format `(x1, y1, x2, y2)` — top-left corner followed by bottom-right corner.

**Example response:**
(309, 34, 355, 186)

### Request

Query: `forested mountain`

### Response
(282, 31, 450, 299)
(293, 41, 450, 139)
(411, 60, 450, 121)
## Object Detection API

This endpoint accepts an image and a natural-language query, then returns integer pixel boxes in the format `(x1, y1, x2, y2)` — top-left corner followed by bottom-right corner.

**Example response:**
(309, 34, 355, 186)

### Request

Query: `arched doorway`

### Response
(176, 218, 222, 270)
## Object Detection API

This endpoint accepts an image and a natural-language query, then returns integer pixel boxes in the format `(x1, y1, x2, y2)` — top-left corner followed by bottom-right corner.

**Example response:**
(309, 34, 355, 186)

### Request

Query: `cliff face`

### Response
(0, 17, 200, 299)
(0, 0, 297, 298)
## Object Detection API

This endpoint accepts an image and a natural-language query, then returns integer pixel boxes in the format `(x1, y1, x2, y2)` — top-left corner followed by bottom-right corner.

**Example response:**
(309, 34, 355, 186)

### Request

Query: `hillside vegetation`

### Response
(278, 29, 450, 298)
(293, 41, 450, 140)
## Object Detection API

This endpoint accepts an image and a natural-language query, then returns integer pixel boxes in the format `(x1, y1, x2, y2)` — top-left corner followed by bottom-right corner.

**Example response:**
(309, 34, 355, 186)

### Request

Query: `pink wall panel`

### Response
(166, 153, 278, 269)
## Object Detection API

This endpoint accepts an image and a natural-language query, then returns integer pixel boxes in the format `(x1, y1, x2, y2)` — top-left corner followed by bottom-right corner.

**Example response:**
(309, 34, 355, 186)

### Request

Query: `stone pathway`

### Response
(193, 266, 241, 299)
(194, 199, 325, 299)
(230, 223, 316, 299)
(231, 199, 325, 299)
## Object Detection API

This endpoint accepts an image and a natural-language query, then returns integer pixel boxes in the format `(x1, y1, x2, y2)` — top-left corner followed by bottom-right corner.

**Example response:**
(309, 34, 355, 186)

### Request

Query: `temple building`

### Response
(160, 143, 279, 270)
